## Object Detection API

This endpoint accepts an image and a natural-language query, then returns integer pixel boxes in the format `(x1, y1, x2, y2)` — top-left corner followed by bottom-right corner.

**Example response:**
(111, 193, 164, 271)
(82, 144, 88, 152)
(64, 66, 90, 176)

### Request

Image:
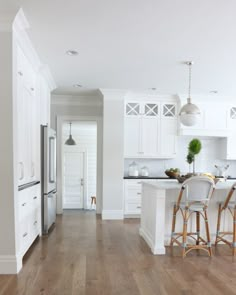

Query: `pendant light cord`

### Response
(187, 61, 192, 104)
(69, 122, 72, 135)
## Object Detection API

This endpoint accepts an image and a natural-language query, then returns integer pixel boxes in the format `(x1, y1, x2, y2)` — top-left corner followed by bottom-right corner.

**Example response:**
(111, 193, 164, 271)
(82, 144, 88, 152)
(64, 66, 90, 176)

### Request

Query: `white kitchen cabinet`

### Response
(124, 117, 140, 157)
(124, 101, 177, 158)
(16, 45, 38, 185)
(124, 179, 142, 215)
(178, 101, 230, 137)
(18, 184, 41, 256)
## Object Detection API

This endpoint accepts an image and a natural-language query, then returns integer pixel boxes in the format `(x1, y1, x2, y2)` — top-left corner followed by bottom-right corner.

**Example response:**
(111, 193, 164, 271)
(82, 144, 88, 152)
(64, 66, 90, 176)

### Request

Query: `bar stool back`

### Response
(215, 182, 236, 255)
(170, 176, 215, 257)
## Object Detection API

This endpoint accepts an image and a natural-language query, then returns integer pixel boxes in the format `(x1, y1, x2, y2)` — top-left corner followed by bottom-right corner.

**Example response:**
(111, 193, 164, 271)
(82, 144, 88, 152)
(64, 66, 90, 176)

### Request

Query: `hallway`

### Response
(0, 211, 235, 295)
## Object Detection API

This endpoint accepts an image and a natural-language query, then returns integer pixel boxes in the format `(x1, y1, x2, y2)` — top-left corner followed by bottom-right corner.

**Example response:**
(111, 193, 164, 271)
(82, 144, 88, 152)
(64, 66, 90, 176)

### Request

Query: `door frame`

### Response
(63, 149, 88, 210)
(56, 115, 102, 214)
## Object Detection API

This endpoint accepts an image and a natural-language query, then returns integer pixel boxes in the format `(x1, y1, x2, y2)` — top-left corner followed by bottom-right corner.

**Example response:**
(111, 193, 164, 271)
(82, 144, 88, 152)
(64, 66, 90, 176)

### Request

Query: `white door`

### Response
(63, 151, 84, 209)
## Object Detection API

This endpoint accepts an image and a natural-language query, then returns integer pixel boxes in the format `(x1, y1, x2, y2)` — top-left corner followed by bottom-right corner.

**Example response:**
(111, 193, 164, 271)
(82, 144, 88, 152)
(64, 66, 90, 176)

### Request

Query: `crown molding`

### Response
(39, 65, 57, 91)
(100, 89, 127, 100)
(0, 11, 17, 32)
(51, 94, 103, 107)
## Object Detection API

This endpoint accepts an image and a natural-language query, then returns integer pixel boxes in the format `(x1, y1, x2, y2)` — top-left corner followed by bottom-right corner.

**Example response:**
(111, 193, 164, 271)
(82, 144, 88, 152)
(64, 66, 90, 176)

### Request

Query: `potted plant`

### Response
(186, 138, 202, 174)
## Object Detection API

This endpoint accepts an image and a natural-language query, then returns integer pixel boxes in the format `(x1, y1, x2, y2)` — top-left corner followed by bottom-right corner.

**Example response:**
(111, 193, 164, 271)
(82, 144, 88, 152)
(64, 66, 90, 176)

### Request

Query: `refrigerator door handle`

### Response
(49, 136, 56, 183)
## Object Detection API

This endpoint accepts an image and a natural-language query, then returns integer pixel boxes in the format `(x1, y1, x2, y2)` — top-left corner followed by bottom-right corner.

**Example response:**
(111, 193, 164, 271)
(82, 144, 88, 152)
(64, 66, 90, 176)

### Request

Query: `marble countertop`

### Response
(142, 179, 235, 190)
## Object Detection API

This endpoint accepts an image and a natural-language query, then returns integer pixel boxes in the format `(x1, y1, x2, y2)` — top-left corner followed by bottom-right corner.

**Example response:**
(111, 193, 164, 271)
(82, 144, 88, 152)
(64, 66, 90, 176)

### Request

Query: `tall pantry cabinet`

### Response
(0, 9, 55, 274)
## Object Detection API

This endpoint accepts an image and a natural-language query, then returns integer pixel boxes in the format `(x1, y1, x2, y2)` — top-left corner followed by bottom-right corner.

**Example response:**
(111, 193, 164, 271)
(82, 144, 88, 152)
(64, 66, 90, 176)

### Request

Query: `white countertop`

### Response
(142, 179, 235, 190)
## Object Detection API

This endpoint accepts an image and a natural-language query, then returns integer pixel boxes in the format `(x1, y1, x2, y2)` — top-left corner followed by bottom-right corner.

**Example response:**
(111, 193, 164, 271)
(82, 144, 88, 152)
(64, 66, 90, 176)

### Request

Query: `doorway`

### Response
(62, 121, 97, 210)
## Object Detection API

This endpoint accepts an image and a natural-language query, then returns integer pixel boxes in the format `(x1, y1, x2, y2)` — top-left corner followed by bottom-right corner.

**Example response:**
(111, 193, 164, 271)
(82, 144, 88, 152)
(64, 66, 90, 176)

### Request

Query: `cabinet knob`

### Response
(22, 202, 27, 207)
(34, 221, 38, 225)
(137, 192, 141, 195)
(18, 71, 23, 76)
(23, 232, 28, 238)
(33, 196, 37, 200)
(30, 87, 34, 91)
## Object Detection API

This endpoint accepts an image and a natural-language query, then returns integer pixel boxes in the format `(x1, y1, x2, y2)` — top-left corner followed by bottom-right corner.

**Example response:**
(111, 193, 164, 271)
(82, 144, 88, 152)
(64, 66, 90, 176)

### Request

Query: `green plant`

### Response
(187, 138, 202, 174)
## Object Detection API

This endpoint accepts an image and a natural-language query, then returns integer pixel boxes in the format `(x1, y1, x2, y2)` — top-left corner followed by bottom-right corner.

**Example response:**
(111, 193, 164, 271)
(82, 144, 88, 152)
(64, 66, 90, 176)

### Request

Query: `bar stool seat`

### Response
(215, 182, 236, 256)
(170, 176, 215, 257)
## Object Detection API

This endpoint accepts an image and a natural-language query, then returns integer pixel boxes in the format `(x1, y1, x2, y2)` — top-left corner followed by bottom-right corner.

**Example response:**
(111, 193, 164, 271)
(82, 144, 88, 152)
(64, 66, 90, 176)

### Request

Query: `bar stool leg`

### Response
(215, 203, 222, 246)
(182, 210, 188, 258)
(196, 211, 200, 245)
(204, 209, 212, 256)
(170, 204, 177, 246)
(232, 206, 236, 256)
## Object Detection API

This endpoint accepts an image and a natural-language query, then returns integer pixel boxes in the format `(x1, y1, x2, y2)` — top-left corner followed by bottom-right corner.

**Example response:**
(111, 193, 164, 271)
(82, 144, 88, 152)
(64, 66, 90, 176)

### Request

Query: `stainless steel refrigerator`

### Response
(41, 125, 57, 235)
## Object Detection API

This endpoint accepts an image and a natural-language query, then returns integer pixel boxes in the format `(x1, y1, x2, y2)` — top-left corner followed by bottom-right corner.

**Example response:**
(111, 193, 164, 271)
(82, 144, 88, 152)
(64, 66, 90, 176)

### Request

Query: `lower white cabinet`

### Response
(124, 179, 156, 216)
(18, 184, 41, 256)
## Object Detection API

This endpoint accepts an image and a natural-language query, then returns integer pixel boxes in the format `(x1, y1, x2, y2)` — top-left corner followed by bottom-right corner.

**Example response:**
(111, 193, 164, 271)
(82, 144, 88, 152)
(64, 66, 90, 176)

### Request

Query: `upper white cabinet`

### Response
(124, 101, 177, 158)
(16, 46, 38, 185)
(178, 100, 230, 137)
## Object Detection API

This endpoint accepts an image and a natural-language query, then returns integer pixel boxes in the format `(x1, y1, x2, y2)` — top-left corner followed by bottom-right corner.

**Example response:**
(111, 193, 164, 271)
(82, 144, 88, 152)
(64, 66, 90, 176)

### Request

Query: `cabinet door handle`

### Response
(136, 206, 141, 209)
(18, 71, 23, 76)
(23, 232, 28, 238)
(137, 182, 142, 184)
(19, 162, 24, 180)
(137, 192, 141, 195)
(33, 196, 37, 200)
(22, 202, 27, 207)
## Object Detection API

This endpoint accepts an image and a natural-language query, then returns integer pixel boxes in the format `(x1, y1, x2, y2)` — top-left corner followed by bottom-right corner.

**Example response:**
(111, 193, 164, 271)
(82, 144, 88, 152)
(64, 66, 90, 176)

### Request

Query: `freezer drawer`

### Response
(43, 191, 56, 235)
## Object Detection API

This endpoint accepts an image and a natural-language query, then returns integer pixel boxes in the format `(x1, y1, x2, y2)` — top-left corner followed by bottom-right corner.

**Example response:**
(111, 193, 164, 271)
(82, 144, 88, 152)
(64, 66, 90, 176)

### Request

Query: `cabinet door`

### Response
(160, 119, 177, 158)
(141, 117, 159, 157)
(124, 117, 140, 157)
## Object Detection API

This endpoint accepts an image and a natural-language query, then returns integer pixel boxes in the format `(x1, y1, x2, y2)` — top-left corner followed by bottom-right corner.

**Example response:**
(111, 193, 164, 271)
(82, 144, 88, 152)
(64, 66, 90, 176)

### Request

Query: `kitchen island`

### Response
(139, 180, 235, 255)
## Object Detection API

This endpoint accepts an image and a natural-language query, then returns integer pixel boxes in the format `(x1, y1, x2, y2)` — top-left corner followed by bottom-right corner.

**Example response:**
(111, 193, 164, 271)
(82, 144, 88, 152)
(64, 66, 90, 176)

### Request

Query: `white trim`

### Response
(139, 228, 166, 255)
(0, 254, 22, 274)
(56, 115, 102, 215)
(102, 210, 124, 220)
(51, 95, 102, 106)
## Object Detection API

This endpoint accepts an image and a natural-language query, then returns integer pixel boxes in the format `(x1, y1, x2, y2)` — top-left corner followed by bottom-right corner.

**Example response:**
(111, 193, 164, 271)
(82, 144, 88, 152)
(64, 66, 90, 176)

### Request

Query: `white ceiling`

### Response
(2, 0, 236, 96)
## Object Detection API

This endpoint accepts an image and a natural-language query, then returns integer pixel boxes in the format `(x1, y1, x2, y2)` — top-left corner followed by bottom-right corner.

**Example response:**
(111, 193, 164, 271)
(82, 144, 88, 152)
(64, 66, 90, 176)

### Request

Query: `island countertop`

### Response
(141, 179, 235, 190)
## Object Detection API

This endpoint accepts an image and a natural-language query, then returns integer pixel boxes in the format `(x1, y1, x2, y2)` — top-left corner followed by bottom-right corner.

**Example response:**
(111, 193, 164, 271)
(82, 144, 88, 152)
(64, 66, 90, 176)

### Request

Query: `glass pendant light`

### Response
(179, 61, 201, 126)
(65, 122, 76, 145)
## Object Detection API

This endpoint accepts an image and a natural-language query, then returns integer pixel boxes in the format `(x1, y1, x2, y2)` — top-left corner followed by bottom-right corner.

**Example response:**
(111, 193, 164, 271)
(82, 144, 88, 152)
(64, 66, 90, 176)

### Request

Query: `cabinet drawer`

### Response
(19, 220, 30, 254)
(125, 179, 142, 187)
(125, 201, 141, 214)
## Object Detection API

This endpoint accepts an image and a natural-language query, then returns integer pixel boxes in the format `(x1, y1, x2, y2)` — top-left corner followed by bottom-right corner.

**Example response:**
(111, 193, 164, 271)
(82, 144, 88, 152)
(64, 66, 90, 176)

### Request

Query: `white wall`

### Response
(102, 91, 125, 219)
(0, 31, 19, 272)
(63, 122, 97, 208)
(124, 136, 236, 177)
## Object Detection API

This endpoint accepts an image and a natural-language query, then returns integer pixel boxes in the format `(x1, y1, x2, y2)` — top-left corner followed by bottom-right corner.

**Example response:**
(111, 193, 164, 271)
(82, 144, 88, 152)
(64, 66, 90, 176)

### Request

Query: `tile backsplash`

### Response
(124, 137, 236, 177)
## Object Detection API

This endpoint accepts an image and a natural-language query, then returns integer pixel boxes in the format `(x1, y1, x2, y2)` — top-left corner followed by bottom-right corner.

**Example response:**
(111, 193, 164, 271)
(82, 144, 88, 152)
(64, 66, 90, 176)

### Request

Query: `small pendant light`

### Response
(179, 61, 201, 126)
(65, 122, 76, 145)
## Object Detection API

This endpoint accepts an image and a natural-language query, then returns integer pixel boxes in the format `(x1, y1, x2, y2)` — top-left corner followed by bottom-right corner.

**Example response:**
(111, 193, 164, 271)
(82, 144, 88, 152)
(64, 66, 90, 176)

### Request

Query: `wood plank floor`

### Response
(0, 210, 236, 295)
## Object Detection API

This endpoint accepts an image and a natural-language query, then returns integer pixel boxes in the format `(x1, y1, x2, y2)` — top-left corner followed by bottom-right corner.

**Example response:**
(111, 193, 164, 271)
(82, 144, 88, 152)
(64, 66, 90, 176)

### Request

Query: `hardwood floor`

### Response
(0, 210, 236, 295)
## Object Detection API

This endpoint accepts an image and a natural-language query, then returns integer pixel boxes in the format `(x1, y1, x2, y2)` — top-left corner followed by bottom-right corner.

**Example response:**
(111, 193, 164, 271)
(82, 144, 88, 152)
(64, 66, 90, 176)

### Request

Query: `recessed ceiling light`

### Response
(209, 90, 218, 94)
(73, 84, 82, 88)
(66, 50, 78, 56)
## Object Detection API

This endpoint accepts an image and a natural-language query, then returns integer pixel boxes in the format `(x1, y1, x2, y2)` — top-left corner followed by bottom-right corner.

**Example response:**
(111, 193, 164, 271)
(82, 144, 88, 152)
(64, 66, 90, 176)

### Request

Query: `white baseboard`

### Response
(0, 255, 22, 274)
(139, 227, 166, 255)
(102, 210, 124, 220)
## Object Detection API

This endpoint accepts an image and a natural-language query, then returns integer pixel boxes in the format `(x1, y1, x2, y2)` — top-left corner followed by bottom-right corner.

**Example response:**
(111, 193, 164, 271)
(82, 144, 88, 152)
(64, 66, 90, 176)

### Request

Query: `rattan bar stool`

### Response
(170, 176, 215, 257)
(215, 182, 236, 256)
